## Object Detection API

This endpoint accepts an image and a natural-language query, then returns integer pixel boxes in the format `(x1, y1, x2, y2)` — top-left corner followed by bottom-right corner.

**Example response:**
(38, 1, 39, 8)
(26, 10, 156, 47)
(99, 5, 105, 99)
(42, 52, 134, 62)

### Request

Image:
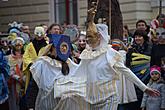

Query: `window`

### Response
(151, 0, 165, 7)
(54, 0, 78, 25)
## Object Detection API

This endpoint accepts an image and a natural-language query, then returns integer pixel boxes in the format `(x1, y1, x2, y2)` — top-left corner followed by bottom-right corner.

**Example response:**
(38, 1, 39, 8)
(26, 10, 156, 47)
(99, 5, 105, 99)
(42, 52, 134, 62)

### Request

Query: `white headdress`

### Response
(11, 37, 25, 46)
(91, 24, 110, 50)
(96, 24, 110, 44)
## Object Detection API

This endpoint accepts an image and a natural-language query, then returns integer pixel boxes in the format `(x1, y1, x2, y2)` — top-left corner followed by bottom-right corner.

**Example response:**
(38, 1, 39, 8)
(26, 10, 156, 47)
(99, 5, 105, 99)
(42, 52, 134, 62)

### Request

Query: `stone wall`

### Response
(0, 0, 50, 33)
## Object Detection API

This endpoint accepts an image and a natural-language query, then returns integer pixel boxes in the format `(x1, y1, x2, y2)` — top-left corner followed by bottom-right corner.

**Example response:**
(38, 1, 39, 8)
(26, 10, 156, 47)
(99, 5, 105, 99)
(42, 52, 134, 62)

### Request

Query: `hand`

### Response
(144, 88, 160, 97)
(74, 52, 80, 58)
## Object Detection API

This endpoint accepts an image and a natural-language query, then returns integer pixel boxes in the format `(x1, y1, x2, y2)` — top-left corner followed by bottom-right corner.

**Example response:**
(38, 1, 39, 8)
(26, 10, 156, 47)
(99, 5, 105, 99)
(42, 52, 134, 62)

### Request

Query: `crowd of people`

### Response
(0, 13, 165, 110)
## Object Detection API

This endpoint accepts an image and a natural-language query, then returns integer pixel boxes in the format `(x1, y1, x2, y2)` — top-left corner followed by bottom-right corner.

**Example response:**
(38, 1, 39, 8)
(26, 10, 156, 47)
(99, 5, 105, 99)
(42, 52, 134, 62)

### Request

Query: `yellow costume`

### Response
(23, 42, 47, 92)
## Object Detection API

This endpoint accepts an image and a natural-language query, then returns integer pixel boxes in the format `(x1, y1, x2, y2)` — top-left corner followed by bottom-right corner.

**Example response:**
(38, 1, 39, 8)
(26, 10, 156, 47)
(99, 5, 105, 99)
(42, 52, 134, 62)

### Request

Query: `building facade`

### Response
(0, 0, 88, 33)
(0, 0, 164, 33)
(119, 0, 165, 30)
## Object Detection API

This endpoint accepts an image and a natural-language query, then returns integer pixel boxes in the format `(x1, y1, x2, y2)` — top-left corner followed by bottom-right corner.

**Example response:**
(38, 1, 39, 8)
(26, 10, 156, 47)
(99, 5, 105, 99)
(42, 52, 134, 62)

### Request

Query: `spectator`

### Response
(21, 25, 32, 42)
(126, 29, 152, 110)
(150, 14, 165, 67)
(141, 65, 165, 110)
(47, 23, 62, 34)
(136, 20, 148, 31)
(123, 25, 133, 46)
(21, 25, 30, 36)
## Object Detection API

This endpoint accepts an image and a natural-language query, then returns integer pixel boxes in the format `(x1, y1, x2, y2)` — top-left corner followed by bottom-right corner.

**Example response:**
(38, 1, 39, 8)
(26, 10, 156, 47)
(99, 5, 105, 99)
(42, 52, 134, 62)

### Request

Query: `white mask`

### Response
(34, 26, 45, 37)
(156, 27, 165, 39)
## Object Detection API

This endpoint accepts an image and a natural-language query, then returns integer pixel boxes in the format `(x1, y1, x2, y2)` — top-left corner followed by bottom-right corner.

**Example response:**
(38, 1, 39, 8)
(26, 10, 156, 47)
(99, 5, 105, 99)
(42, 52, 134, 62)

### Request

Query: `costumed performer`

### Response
(23, 26, 47, 110)
(30, 34, 85, 110)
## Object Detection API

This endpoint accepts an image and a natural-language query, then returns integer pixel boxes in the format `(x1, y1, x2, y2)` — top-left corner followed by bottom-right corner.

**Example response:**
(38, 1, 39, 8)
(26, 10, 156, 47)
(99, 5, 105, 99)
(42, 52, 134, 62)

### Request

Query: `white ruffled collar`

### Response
(80, 45, 110, 59)
(35, 56, 62, 67)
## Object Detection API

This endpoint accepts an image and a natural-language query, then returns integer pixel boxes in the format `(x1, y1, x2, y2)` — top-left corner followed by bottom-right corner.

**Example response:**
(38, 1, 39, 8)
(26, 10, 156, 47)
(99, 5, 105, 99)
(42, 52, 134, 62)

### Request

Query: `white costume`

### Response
(53, 24, 148, 110)
(117, 50, 137, 104)
(30, 56, 86, 110)
(30, 24, 149, 110)
(58, 24, 147, 110)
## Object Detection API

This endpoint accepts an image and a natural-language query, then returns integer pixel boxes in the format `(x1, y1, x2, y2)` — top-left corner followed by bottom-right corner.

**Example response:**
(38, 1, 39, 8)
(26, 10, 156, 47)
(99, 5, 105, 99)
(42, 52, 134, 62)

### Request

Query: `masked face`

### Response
(15, 43, 23, 51)
(34, 27, 45, 39)
(12, 39, 24, 51)
(156, 28, 165, 40)
(78, 35, 86, 49)
(48, 34, 71, 61)
(86, 32, 100, 48)
(0, 39, 9, 50)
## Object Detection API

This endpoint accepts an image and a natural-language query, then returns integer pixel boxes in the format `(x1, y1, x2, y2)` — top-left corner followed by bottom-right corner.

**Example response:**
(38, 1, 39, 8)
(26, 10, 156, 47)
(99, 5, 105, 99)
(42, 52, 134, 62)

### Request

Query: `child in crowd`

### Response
(141, 65, 165, 110)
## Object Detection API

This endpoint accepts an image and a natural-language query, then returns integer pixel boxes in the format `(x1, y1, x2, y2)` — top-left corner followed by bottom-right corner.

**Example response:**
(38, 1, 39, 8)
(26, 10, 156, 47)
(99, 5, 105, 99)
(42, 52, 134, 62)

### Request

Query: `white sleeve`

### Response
(30, 60, 42, 87)
(113, 59, 148, 92)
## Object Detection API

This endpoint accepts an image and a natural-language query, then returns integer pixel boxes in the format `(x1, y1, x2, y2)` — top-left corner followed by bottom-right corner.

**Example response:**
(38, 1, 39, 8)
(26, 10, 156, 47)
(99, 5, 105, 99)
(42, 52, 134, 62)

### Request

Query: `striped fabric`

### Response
(85, 80, 117, 104)
(35, 87, 59, 110)
(130, 53, 151, 83)
(36, 87, 118, 110)
(55, 93, 119, 110)
(35, 79, 118, 110)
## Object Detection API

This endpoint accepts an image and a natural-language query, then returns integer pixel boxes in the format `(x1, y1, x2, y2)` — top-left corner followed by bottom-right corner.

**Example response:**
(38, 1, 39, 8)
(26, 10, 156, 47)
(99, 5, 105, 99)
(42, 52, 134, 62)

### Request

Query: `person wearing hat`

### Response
(29, 34, 82, 110)
(150, 14, 165, 83)
(8, 21, 30, 45)
(7, 37, 25, 110)
(141, 65, 165, 110)
(23, 26, 47, 110)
